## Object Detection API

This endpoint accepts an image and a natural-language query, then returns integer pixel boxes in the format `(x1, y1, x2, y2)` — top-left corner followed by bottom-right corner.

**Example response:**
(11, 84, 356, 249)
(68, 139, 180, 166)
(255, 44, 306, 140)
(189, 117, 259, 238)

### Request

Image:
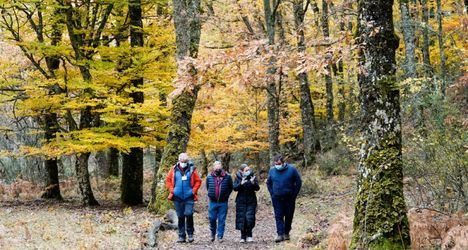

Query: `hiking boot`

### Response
(218, 237, 223, 243)
(239, 238, 246, 243)
(275, 235, 284, 242)
(187, 235, 194, 243)
(210, 235, 216, 242)
(177, 237, 186, 243)
(283, 234, 290, 241)
(246, 237, 253, 242)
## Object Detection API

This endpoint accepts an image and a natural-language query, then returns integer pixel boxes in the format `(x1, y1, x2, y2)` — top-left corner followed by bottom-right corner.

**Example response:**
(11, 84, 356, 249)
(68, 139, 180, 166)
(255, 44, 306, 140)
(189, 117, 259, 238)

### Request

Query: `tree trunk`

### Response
(436, 0, 447, 95)
(264, 0, 281, 165)
(220, 152, 231, 172)
(41, 9, 63, 200)
(321, 0, 335, 149)
(108, 148, 119, 177)
(75, 153, 99, 206)
(293, 0, 320, 167)
(420, 0, 432, 76)
(121, 0, 144, 206)
(41, 114, 62, 199)
(149, 0, 202, 214)
(399, 0, 417, 78)
(351, 0, 411, 248)
(200, 149, 208, 177)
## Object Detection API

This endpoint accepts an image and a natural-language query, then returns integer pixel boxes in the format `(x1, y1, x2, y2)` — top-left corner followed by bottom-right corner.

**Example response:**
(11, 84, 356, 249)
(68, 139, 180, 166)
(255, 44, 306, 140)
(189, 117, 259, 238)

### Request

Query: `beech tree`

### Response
(351, 0, 411, 248)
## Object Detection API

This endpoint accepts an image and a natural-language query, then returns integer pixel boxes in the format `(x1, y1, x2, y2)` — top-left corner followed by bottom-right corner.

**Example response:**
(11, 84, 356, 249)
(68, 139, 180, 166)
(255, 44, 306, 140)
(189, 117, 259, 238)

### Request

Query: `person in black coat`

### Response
(233, 164, 260, 243)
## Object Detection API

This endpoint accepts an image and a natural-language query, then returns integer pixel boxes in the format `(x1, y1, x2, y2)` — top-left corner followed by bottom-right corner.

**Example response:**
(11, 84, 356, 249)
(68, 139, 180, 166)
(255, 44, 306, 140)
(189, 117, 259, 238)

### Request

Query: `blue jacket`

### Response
(206, 170, 233, 202)
(173, 163, 195, 201)
(266, 163, 302, 198)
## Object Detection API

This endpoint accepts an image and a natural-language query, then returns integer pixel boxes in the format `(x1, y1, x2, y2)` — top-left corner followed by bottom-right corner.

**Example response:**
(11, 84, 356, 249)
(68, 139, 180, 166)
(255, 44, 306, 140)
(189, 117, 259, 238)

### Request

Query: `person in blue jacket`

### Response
(266, 154, 302, 242)
(206, 161, 233, 242)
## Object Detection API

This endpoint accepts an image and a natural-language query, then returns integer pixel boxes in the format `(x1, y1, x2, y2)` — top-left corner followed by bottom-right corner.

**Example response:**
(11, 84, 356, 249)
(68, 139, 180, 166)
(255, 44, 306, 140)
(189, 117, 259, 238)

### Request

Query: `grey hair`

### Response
(213, 161, 222, 168)
(239, 164, 248, 171)
(178, 153, 190, 161)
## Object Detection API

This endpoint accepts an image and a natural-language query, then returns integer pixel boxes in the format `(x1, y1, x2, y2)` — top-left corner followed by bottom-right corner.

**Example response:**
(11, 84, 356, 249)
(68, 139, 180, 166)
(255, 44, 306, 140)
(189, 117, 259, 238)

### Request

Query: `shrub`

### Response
(316, 146, 355, 176)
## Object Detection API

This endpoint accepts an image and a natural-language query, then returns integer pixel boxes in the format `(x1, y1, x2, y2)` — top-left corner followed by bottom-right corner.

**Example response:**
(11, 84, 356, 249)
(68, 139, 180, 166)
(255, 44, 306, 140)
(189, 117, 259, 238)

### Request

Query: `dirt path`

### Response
(0, 175, 355, 249)
(158, 198, 279, 249)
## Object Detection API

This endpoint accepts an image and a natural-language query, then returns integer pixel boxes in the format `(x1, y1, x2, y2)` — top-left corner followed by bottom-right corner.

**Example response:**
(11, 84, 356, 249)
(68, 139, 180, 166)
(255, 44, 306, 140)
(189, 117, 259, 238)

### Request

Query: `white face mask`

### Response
(275, 164, 283, 170)
(180, 162, 188, 168)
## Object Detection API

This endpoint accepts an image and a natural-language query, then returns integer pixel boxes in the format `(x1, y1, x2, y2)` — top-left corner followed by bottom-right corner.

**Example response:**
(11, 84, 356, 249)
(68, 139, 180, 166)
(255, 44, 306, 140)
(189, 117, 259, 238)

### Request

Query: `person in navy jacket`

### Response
(206, 161, 233, 242)
(266, 155, 302, 242)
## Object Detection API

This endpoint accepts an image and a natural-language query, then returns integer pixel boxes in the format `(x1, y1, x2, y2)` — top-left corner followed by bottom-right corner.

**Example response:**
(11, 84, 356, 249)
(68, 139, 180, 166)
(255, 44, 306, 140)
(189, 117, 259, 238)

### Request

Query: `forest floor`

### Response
(0, 174, 355, 249)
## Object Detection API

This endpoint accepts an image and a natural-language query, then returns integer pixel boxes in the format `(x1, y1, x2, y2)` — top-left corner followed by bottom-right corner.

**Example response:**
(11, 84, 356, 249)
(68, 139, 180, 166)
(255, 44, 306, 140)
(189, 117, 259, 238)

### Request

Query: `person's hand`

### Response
(250, 176, 256, 183)
(241, 178, 247, 185)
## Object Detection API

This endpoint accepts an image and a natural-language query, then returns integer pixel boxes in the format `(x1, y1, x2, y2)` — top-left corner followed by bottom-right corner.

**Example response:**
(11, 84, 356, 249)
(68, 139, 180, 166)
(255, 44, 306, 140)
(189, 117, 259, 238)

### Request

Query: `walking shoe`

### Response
(187, 235, 194, 243)
(239, 238, 246, 243)
(284, 234, 290, 241)
(210, 235, 216, 242)
(177, 237, 186, 243)
(246, 237, 253, 242)
(218, 237, 223, 243)
(275, 235, 284, 242)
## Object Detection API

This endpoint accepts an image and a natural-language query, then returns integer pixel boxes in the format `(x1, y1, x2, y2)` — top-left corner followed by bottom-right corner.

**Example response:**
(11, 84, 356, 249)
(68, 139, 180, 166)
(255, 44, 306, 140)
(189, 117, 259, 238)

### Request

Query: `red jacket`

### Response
(166, 164, 202, 201)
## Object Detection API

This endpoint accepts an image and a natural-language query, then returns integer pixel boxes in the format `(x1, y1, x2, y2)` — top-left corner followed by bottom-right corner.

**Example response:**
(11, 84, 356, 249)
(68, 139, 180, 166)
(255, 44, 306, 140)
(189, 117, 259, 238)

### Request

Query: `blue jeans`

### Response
(271, 196, 296, 235)
(173, 199, 194, 238)
(208, 201, 228, 238)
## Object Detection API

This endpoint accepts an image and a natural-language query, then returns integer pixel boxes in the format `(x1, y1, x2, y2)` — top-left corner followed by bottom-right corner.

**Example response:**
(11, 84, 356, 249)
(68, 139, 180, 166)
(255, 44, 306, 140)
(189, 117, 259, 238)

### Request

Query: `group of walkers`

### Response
(165, 153, 302, 244)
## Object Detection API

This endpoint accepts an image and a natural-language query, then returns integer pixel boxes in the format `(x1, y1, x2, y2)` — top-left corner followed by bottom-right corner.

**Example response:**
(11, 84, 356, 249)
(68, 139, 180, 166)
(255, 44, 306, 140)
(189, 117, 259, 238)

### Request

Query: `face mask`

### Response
(275, 164, 283, 170)
(180, 162, 188, 168)
(215, 169, 222, 175)
(242, 171, 251, 177)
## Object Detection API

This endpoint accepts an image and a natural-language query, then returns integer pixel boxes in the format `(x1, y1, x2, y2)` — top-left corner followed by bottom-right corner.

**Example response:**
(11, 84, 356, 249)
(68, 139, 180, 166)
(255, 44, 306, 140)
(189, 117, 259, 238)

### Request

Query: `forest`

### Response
(0, 0, 466, 249)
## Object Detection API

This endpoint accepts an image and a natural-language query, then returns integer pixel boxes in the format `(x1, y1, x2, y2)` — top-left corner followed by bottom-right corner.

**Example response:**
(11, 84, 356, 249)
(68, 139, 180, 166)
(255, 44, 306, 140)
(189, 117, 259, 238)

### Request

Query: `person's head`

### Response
(178, 153, 189, 168)
(213, 161, 222, 171)
(242, 165, 252, 177)
(239, 163, 248, 172)
(274, 154, 284, 166)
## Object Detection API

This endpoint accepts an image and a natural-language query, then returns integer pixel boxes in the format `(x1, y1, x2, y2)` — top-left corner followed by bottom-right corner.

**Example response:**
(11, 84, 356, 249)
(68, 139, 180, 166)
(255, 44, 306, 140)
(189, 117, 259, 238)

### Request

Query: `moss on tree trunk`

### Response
(351, 0, 411, 248)
(148, 89, 199, 213)
(148, 0, 201, 214)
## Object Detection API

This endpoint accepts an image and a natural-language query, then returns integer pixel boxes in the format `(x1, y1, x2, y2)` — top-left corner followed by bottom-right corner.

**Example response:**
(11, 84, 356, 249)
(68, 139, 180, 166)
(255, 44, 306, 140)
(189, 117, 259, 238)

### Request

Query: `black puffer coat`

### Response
(233, 171, 260, 231)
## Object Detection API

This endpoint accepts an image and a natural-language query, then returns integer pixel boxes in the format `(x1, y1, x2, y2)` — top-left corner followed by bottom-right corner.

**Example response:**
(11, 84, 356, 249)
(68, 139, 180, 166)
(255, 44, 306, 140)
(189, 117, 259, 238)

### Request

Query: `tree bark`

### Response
(436, 0, 447, 95)
(420, 0, 432, 76)
(351, 0, 411, 248)
(75, 153, 98, 205)
(264, 0, 281, 165)
(321, 0, 335, 149)
(108, 148, 119, 177)
(399, 0, 417, 78)
(41, 111, 61, 199)
(293, 0, 320, 167)
(149, 0, 201, 214)
(121, 0, 144, 206)
(41, 16, 62, 199)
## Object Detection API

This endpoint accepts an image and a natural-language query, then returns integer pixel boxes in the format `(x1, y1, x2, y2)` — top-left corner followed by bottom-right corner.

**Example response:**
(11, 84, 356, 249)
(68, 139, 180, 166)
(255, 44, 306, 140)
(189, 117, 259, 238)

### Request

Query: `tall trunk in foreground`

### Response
(351, 0, 411, 248)
(121, 0, 144, 206)
(293, 0, 320, 167)
(149, 0, 201, 214)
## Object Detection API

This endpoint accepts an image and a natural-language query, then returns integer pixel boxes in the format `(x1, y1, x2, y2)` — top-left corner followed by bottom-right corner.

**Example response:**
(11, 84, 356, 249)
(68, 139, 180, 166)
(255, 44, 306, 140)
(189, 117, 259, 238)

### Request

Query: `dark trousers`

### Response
(174, 199, 195, 238)
(241, 229, 253, 239)
(271, 196, 296, 235)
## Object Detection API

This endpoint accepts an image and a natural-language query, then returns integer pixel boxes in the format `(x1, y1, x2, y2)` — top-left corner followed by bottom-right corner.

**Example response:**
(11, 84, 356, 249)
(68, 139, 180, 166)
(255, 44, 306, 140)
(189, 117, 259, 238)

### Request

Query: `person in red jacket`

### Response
(165, 153, 202, 243)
